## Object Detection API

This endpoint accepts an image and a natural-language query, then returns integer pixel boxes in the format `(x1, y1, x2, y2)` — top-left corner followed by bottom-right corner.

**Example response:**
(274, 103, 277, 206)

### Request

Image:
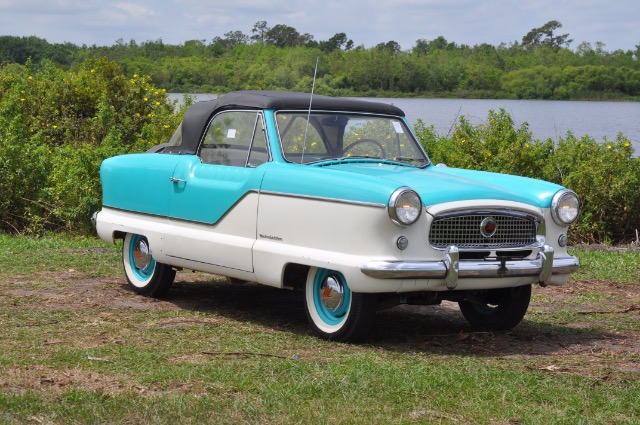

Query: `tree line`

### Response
(1, 20, 639, 100)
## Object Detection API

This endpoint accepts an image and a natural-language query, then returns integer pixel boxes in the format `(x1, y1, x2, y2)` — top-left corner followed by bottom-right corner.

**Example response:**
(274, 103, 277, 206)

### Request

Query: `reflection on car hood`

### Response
(319, 162, 563, 208)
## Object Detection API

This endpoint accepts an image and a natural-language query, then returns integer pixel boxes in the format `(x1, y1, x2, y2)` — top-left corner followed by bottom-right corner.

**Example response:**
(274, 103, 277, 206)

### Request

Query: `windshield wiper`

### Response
(308, 156, 428, 168)
(307, 155, 376, 164)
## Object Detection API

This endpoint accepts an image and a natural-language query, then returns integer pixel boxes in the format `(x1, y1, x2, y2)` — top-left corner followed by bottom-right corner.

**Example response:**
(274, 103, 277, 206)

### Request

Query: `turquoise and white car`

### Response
(93, 90, 580, 342)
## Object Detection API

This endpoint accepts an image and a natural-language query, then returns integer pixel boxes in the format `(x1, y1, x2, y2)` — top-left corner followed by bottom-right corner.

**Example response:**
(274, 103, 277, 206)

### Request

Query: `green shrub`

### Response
(0, 58, 184, 234)
(415, 111, 640, 244)
(544, 133, 640, 243)
(416, 109, 553, 179)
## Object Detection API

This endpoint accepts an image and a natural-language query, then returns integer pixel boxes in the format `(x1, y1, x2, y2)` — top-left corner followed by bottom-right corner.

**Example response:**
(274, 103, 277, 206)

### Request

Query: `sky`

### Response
(0, 0, 638, 52)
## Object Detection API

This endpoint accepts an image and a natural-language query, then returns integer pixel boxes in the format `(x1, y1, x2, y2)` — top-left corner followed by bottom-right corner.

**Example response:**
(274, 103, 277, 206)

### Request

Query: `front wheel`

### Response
(458, 284, 532, 331)
(123, 233, 175, 297)
(304, 267, 376, 342)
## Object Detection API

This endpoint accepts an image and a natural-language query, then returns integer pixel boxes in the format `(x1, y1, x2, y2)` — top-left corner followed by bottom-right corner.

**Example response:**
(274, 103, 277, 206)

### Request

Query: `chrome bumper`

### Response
(91, 211, 99, 229)
(360, 245, 579, 289)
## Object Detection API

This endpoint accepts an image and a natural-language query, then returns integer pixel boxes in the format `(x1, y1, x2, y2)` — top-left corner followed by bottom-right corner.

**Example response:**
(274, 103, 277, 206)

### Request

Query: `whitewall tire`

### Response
(304, 267, 375, 342)
(122, 233, 175, 297)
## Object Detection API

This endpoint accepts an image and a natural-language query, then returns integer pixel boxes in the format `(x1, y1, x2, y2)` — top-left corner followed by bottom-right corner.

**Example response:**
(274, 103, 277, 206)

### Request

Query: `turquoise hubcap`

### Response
(129, 235, 155, 280)
(313, 269, 351, 325)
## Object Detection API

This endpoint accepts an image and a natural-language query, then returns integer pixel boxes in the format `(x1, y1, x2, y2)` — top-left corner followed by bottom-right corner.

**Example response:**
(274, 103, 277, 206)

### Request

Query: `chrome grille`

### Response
(429, 212, 538, 249)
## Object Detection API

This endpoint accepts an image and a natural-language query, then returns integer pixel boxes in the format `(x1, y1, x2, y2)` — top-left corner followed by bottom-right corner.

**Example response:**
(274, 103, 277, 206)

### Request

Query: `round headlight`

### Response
(389, 188, 422, 226)
(551, 189, 579, 225)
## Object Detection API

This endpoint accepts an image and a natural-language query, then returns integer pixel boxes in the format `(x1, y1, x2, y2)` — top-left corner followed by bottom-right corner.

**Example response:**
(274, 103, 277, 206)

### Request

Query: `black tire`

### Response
(304, 267, 376, 342)
(122, 233, 176, 297)
(458, 284, 532, 331)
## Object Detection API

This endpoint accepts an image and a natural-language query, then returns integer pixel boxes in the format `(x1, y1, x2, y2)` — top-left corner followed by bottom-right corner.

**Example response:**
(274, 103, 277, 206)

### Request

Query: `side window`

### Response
(199, 111, 269, 167)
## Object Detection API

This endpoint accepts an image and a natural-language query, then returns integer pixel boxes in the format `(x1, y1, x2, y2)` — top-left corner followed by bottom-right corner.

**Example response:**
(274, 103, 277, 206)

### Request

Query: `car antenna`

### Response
(301, 57, 319, 164)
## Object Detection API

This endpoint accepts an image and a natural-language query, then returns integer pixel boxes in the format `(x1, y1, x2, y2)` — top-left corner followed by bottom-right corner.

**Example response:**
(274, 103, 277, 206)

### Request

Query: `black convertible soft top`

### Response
(159, 90, 406, 154)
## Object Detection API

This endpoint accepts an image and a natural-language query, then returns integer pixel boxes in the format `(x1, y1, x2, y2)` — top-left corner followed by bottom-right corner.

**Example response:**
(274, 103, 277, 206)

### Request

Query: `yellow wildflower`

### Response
(607, 144, 612, 149)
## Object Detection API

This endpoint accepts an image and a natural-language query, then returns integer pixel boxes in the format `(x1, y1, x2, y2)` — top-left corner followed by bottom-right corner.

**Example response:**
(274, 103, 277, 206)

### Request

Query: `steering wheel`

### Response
(342, 138, 386, 158)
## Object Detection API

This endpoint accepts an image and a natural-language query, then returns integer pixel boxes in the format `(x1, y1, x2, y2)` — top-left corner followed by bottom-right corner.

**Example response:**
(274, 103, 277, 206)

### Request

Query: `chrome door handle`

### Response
(169, 177, 186, 183)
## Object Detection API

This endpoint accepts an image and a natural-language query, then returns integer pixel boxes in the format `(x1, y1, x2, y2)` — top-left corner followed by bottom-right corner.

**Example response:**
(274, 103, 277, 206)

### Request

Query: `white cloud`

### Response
(114, 2, 158, 18)
(0, 0, 637, 50)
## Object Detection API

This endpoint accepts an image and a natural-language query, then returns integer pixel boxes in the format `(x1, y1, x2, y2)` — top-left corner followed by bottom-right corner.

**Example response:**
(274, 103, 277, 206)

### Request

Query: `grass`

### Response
(570, 247, 640, 282)
(0, 235, 639, 424)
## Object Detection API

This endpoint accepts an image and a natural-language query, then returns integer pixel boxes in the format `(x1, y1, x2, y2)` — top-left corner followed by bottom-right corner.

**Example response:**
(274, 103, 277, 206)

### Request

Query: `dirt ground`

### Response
(7, 269, 640, 354)
(3, 268, 640, 393)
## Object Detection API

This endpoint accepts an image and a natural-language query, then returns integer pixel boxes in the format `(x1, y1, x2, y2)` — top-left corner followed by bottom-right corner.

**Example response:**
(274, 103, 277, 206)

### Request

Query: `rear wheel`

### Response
(123, 233, 175, 297)
(304, 267, 376, 342)
(458, 284, 532, 331)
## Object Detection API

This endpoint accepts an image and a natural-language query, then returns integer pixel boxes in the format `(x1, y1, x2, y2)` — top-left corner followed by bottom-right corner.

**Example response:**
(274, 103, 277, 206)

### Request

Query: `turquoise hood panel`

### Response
(309, 162, 563, 208)
(260, 162, 399, 205)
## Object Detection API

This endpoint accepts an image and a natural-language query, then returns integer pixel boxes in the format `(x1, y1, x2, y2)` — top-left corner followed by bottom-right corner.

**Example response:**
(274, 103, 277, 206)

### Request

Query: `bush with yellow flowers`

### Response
(415, 110, 640, 245)
(0, 58, 186, 234)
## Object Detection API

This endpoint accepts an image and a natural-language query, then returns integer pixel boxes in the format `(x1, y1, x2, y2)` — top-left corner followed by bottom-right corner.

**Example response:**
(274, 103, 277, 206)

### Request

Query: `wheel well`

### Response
(113, 231, 126, 241)
(282, 263, 310, 290)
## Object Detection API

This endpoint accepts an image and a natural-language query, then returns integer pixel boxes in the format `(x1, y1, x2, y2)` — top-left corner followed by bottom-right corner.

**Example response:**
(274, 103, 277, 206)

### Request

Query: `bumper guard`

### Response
(360, 245, 579, 289)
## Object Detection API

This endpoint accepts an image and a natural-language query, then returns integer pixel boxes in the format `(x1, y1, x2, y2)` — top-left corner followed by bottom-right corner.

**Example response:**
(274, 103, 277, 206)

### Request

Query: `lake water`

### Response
(168, 94, 640, 152)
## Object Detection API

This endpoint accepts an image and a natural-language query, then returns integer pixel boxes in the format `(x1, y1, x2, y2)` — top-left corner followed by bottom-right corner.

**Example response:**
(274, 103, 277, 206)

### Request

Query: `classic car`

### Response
(93, 90, 580, 342)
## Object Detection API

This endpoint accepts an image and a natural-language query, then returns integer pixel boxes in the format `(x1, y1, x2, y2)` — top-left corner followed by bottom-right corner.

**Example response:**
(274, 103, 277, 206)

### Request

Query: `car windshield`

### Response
(275, 112, 430, 167)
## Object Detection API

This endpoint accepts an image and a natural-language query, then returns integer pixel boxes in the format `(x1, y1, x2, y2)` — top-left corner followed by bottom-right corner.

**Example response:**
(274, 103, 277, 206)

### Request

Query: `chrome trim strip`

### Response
(258, 190, 387, 208)
(430, 208, 543, 221)
(360, 245, 580, 281)
(430, 242, 545, 252)
(101, 189, 261, 225)
(101, 187, 385, 227)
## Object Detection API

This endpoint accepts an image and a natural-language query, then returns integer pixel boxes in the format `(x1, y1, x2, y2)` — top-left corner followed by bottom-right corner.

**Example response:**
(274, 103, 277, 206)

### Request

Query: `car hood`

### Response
(317, 162, 563, 209)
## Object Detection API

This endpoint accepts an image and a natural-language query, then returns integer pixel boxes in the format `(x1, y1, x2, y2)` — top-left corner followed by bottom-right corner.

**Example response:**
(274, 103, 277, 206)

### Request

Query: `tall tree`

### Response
(320, 33, 354, 52)
(213, 30, 249, 48)
(265, 24, 306, 47)
(375, 40, 401, 53)
(251, 21, 270, 46)
(413, 39, 430, 55)
(522, 20, 573, 50)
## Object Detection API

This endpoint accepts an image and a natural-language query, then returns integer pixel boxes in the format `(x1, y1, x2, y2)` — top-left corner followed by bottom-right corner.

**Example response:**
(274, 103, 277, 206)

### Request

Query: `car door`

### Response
(164, 110, 270, 272)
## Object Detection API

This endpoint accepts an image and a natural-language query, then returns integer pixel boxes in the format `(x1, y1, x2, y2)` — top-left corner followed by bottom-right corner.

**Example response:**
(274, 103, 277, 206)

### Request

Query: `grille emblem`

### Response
(480, 217, 497, 238)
